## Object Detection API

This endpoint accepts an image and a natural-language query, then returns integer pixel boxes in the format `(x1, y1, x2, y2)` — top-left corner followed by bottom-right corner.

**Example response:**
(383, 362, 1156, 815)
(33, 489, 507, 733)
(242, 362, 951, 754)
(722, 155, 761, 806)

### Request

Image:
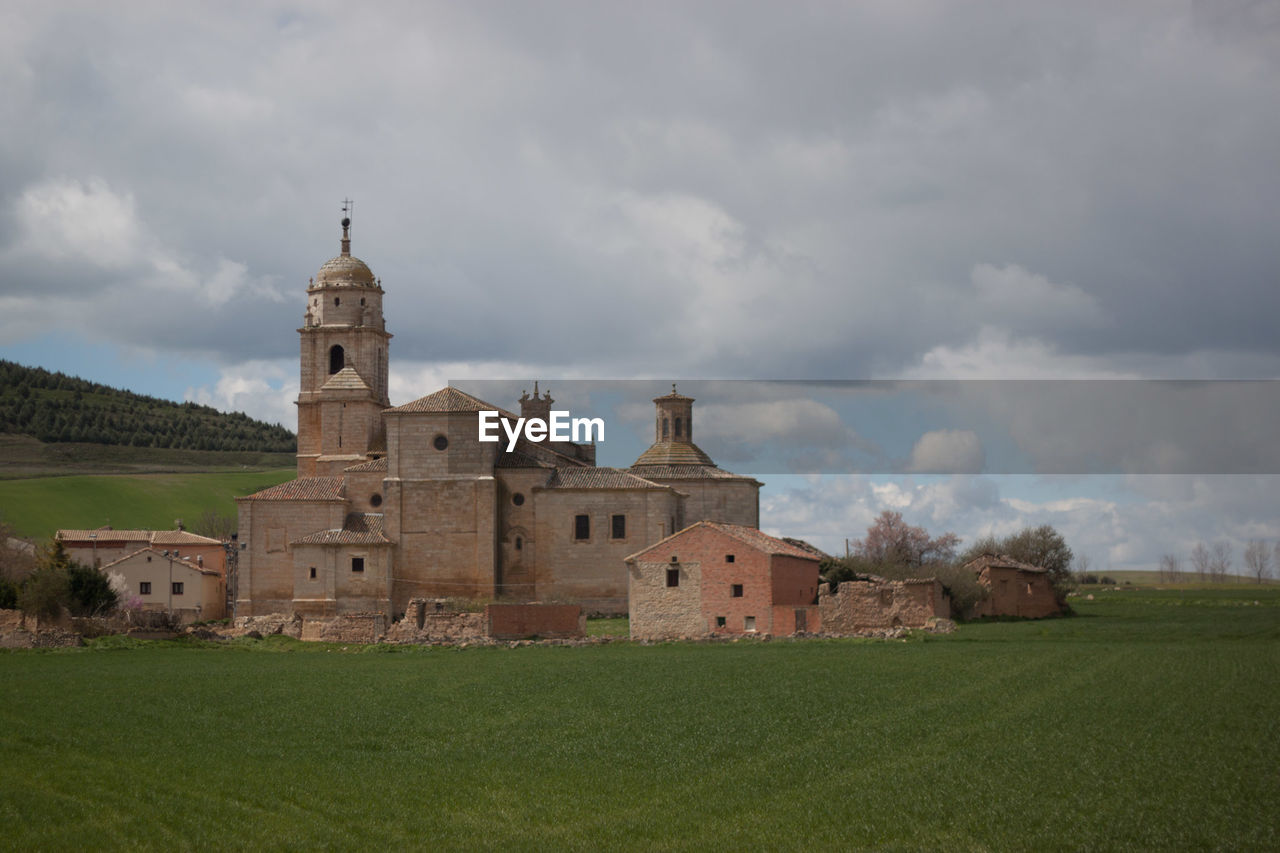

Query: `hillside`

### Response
(0, 359, 295, 454)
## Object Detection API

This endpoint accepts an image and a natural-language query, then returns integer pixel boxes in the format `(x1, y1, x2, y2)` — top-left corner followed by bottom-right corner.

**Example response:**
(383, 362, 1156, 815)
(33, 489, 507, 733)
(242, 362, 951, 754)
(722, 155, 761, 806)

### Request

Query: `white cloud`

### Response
(13, 178, 141, 268)
(906, 429, 984, 474)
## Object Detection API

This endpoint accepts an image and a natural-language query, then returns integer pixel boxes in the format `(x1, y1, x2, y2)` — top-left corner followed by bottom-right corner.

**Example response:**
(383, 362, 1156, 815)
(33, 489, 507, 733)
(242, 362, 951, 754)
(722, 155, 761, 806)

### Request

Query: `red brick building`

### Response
(965, 553, 1061, 618)
(626, 522, 822, 639)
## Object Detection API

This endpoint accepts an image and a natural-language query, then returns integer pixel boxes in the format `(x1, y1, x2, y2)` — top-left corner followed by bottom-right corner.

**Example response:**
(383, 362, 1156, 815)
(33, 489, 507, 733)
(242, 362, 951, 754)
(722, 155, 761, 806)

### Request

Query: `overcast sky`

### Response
(2, 1, 1278, 570)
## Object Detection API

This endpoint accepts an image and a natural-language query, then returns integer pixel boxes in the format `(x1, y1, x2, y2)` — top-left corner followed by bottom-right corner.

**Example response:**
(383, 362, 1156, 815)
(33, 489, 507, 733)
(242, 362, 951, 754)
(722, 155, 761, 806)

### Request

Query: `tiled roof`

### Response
(632, 440, 715, 466)
(544, 467, 667, 490)
(963, 553, 1048, 574)
(386, 386, 515, 417)
(57, 529, 152, 542)
(292, 514, 390, 545)
(321, 366, 371, 391)
(629, 464, 754, 481)
(241, 477, 345, 501)
(626, 521, 821, 562)
(344, 457, 389, 473)
(493, 449, 555, 469)
(100, 547, 222, 577)
(780, 537, 832, 560)
(150, 531, 223, 546)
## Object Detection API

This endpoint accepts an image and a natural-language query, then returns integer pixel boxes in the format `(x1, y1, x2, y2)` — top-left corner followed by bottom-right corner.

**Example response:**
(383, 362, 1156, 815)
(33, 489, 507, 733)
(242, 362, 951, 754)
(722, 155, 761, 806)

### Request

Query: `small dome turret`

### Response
(311, 214, 378, 289)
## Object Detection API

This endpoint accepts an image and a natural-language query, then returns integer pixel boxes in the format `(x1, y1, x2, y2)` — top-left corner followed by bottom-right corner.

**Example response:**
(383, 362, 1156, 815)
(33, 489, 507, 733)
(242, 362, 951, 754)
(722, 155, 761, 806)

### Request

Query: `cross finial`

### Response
(340, 198, 353, 255)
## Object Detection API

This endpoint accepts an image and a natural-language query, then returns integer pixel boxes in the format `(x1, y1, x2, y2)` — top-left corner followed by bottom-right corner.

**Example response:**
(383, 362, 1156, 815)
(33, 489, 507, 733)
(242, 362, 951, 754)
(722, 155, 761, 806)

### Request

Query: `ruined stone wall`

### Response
(819, 577, 948, 633)
(975, 567, 1059, 618)
(300, 612, 387, 643)
(485, 604, 584, 639)
(384, 599, 487, 643)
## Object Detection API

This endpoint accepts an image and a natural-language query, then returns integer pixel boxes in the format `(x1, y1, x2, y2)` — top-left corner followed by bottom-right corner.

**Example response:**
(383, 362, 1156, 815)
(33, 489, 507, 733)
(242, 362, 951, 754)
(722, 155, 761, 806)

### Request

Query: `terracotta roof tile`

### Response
(100, 547, 222, 577)
(291, 514, 390, 545)
(320, 366, 371, 391)
(240, 477, 345, 501)
(631, 440, 716, 466)
(493, 449, 555, 469)
(544, 467, 667, 490)
(150, 531, 224, 546)
(57, 529, 153, 542)
(963, 553, 1048, 573)
(344, 457, 389, 473)
(626, 521, 821, 562)
(629, 464, 755, 481)
(386, 386, 515, 417)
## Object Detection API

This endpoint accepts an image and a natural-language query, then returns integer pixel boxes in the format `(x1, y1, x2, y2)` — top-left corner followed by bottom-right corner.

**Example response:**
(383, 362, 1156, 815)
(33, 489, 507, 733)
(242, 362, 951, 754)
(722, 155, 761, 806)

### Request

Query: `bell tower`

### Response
(296, 205, 392, 476)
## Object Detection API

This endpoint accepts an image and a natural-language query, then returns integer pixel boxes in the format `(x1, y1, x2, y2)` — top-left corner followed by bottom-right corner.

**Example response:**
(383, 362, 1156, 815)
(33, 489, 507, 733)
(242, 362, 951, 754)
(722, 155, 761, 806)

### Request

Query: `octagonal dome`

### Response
(314, 254, 375, 287)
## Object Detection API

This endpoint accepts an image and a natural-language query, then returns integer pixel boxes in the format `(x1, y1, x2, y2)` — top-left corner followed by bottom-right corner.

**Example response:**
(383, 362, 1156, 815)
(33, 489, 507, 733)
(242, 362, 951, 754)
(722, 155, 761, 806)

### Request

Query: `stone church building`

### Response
(235, 220, 760, 618)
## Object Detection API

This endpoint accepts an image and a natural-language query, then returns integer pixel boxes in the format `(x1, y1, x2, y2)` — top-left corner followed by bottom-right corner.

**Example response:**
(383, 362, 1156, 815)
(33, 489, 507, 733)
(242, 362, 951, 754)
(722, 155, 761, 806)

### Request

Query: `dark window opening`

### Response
(732, 584, 743, 598)
(515, 537, 523, 551)
(351, 557, 365, 573)
(328, 345, 345, 375)
(716, 616, 726, 628)
(666, 568, 680, 588)
(726, 554, 735, 563)
(309, 567, 317, 579)
(512, 493, 525, 506)
(433, 434, 449, 451)
(662, 418, 669, 439)
(370, 493, 382, 508)
(574, 514, 590, 541)
(611, 514, 626, 539)
(139, 582, 151, 595)
(172, 582, 184, 595)
(333, 297, 340, 307)
(674, 417, 682, 438)
(360, 297, 366, 306)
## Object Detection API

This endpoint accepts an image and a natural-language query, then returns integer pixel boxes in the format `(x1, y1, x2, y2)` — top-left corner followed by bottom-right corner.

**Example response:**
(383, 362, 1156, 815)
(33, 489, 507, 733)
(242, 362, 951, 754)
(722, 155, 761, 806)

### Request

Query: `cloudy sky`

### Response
(2, 1, 1278, 571)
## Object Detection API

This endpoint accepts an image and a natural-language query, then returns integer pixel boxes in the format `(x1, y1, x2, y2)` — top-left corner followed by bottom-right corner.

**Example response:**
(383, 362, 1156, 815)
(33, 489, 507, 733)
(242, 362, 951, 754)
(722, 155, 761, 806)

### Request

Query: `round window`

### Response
(512, 493, 525, 506)
(433, 434, 449, 451)
(370, 493, 383, 508)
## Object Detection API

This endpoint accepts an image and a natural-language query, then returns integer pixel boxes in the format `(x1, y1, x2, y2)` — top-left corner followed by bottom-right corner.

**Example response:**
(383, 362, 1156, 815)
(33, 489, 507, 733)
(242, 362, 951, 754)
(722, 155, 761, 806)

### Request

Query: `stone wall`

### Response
(300, 612, 387, 643)
(974, 566, 1060, 618)
(819, 576, 949, 634)
(384, 599, 486, 643)
(485, 604, 584, 640)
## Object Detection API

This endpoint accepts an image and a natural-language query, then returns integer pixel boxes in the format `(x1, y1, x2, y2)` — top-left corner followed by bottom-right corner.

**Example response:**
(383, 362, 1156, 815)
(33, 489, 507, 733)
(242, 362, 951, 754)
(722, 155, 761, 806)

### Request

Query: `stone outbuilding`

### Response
(965, 553, 1061, 618)
(626, 521, 822, 640)
(818, 574, 950, 633)
(101, 547, 227, 622)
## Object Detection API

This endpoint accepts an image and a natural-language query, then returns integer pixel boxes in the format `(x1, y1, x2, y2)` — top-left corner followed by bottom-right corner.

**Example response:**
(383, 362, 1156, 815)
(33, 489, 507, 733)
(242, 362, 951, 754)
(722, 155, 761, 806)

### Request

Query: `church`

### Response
(235, 217, 761, 617)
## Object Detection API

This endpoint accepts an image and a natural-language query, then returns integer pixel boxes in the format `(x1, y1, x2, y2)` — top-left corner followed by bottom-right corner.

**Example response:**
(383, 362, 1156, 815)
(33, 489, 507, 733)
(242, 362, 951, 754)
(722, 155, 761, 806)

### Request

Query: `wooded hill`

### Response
(0, 360, 296, 453)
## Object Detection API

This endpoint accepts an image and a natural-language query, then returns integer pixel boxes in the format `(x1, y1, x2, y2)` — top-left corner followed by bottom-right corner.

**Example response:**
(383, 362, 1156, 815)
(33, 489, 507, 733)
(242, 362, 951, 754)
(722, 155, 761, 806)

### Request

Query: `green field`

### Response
(1, 588, 1276, 850)
(0, 469, 295, 539)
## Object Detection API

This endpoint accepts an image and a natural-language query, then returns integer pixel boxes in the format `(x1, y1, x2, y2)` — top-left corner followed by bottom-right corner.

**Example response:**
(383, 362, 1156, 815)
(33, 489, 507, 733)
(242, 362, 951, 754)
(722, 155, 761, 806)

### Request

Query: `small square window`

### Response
(744, 615, 756, 632)
(611, 514, 626, 540)
(666, 568, 680, 588)
(309, 567, 317, 579)
(716, 616, 726, 628)
(574, 514, 590, 541)
(352, 557, 365, 573)
(172, 582, 184, 596)
(731, 583, 743, 598)
(139, 582, 151, 595)
(725, 554, 735, 563)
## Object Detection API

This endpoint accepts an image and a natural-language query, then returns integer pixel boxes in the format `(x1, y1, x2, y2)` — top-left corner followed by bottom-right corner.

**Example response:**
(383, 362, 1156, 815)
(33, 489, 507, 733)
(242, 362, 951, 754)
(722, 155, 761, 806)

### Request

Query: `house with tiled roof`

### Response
(99, 547, 226, 622)
(625, 521, 821, 639)
(235, 219, 762, 618)
(56, 527, 226, 577)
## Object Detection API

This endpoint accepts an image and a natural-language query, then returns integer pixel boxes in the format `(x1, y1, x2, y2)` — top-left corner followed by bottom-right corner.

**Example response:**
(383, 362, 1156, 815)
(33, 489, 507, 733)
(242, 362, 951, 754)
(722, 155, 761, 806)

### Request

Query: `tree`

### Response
(1210, 541, 1232, 582)
(17, 539, 117, 620)
(1243, 540, 1272, 584)
(1158, 553, 1181, 583)
(1190, 542, 1211, 582)
(855, 510, 959, 567)
(1075, 553, 1092, 583)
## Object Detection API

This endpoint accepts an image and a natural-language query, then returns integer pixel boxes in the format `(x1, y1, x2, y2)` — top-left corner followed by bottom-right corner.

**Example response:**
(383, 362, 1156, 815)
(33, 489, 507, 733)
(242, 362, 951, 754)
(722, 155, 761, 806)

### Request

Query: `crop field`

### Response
(1, 588, 1276, 850)
(0, 469, 295, 539)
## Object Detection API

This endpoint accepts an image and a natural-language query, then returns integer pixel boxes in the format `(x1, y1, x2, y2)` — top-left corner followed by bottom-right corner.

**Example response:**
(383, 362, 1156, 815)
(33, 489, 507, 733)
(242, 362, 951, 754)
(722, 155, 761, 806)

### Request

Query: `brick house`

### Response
(100, 547, 226, 622)
(625, 521, 822, 640)
(965, 553, 1061, 618)
(235, 219, 762, 618)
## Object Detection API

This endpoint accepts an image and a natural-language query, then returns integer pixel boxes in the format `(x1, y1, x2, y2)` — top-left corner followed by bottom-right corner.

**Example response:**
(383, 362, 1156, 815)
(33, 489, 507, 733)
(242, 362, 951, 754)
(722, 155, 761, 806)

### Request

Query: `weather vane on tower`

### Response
(340, 198, 354, 254)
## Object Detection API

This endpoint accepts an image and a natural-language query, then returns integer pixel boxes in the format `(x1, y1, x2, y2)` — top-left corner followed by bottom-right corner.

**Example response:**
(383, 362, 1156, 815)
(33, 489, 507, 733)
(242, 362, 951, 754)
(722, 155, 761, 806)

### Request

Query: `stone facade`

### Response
(627, 522, 822, 640)
(235, 221, 761, 619)
(967, 554, 1061, 618)
(818, 575, 950, 633)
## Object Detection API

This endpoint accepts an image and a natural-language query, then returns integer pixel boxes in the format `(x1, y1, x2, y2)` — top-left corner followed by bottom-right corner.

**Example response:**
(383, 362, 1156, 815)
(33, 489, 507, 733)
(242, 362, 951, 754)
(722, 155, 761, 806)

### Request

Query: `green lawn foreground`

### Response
(0, 469, 295, 539)
(1, 589, 1276, 850)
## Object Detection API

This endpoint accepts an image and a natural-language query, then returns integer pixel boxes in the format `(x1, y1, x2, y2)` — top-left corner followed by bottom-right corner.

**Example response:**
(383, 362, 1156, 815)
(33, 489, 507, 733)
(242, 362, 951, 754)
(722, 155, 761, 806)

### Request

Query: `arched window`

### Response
(329, 345, 345, 375)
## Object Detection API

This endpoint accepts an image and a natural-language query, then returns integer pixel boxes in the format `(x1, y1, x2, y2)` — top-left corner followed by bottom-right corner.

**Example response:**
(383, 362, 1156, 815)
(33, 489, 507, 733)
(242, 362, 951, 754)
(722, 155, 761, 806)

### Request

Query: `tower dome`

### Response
(311, 215, 378, 289)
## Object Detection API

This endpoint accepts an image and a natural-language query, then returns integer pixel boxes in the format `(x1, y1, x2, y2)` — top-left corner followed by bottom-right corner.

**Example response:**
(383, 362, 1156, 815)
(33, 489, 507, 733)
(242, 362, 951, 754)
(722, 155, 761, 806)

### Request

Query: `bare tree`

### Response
(1190, 542, 1211, 582)
(1243, 540, 1272, 584)
(1158, 553, 1180, 583)
(1210, 540, 1232, 582)
(1075, 553, 1092, 583)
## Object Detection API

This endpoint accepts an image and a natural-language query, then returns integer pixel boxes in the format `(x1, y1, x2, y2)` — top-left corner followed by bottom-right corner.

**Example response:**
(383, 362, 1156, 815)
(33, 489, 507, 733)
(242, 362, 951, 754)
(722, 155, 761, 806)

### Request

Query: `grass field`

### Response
(1, 588, 1276, 850)
(0, 469, 295, 539)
